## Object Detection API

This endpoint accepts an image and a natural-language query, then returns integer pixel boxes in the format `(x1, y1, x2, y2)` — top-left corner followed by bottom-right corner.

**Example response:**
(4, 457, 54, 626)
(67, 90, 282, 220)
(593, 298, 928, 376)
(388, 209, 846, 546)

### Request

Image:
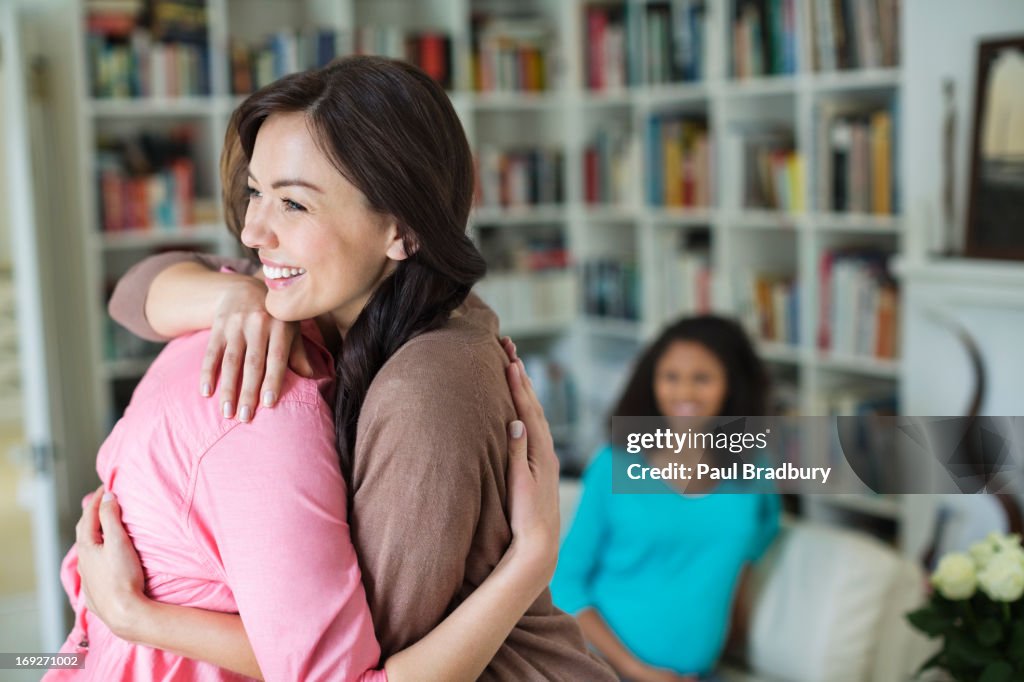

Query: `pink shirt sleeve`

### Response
(188, 397, 387, 682)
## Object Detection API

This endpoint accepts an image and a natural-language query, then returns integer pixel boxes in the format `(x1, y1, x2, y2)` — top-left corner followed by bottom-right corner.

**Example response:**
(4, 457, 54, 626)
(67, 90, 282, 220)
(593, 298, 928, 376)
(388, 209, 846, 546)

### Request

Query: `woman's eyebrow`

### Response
(247, 171, 323, 193)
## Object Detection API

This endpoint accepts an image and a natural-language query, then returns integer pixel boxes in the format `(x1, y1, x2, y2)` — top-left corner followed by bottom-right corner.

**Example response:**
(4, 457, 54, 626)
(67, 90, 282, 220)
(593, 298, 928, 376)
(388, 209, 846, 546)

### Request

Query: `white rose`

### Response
(993, 533, 1024, 557)
(978, 553, 1024, 602)
(931, 553, 978, 600)
(970, 538, 997, 568)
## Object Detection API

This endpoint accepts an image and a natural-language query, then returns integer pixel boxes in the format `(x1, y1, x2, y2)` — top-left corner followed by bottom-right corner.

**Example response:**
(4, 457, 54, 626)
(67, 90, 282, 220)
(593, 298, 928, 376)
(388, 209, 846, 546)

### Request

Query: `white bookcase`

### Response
(70, 0, 914, 549)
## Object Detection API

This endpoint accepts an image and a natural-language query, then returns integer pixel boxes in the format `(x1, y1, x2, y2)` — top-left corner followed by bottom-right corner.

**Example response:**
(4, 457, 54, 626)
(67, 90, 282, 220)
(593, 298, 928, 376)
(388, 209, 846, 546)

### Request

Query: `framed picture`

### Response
(964, 36, 1024, 260)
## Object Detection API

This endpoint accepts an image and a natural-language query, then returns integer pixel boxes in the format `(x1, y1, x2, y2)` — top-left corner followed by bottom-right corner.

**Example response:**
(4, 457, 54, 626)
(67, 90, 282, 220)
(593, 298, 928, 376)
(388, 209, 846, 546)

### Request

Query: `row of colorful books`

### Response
(646, 115, 713, 208)
(817, 102, 898, 214)
(229, 31, 340, 95)
(742, 131, 804, 211)
(817, 248, 899, 359)
(732, 0, 798, 79)
(583, 1, 708, 91)
(583, 129, 636, 205)
(97, 159, 196, 231)
(809, 0, 901, 72)
(475, 228, 569, 273)
(87, 35, 210, 98)
(353, 27, 453, 89)
(96, 129, 198, 231)
(739, 271, 800, 345)
(86, 0, 210, 98)
(475, 147, 565, 209)
(582, 259, 641, 321)
(470, 15, 556, 92)
(227, 28, 453, 95)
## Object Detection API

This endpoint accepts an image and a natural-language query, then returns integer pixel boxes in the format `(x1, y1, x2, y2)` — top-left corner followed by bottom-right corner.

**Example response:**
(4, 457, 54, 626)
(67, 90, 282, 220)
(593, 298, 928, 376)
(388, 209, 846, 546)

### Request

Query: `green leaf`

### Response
(908, 608, 951, 637)
(949, 634, 999, 667)
(978, 661, 1013, 682)
(978, 618, 1005, 647)
(1010, 621, 1024, 663)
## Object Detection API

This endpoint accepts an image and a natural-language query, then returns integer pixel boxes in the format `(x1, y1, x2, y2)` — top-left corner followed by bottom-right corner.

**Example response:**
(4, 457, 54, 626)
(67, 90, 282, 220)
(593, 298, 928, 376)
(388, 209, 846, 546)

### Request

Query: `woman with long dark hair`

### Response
(551, 315, 781, 681)
(67, 56, 614, 680)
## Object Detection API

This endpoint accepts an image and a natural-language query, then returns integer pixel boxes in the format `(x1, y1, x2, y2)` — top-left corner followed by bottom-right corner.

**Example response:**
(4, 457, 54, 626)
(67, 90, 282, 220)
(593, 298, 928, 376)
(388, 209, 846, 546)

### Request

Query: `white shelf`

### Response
(97, 224, 225, 250)
(757, 341, 805, 365)
(580, 317, 644, 342)
(468, 91, 565, 111)
(721, 74, 799, 97)
(580, 89, 636, 108)
(808, 68, 902, 93)
(643, 82, 712, 106)
(815, 353, 900, 378)
(724, 210, 804, 231)
(810, 212, 901, 234)
(648, 207, 716, 226)
(582, 205, 641, 223)
(471, 205, 568, 225)
(86, 96, 218, 117)
(893, 257, 1024, 291)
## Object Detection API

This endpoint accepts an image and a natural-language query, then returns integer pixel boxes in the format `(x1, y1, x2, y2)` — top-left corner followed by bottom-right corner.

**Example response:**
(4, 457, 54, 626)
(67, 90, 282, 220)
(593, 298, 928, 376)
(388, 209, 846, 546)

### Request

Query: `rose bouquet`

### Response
(908, 532, 1024, 681)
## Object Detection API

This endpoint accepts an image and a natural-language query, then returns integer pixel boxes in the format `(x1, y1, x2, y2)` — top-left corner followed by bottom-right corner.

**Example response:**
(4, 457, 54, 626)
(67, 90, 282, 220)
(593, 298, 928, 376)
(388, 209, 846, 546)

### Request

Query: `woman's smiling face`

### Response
(241, 111, 405, 333)
(653, 340, 728, 420)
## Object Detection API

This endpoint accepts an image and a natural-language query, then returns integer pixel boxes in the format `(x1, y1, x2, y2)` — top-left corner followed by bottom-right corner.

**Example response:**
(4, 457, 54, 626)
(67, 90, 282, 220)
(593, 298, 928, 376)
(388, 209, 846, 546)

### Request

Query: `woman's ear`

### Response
(386, 238, 409, 261)
(384, 221, 418, 262)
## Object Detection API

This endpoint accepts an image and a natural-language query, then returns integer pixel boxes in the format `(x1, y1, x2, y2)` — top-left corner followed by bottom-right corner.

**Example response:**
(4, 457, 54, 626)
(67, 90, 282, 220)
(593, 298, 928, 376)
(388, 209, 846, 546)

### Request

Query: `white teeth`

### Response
(262, 264, 305, 280)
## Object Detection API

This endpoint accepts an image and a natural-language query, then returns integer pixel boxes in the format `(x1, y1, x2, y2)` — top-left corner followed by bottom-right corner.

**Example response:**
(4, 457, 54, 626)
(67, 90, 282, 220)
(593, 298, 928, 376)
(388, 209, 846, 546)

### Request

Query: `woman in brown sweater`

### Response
(77, 56, 615, 681)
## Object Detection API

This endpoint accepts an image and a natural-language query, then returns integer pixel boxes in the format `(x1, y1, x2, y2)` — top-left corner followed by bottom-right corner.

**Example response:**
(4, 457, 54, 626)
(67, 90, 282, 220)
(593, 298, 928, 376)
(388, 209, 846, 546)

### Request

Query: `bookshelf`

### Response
(69, 0, 913, 548)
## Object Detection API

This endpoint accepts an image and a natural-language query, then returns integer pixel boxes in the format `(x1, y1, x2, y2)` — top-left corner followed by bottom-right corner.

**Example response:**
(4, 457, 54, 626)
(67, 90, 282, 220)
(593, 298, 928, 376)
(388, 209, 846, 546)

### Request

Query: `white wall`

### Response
(0, 57, 10, 266)
(903, 0, 1024, 259)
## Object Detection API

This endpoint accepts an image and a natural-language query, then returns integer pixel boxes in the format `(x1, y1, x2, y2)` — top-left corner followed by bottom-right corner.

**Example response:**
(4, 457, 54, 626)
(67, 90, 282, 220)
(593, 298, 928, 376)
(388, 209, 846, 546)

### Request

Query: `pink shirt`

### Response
(46, 325, 386, 682)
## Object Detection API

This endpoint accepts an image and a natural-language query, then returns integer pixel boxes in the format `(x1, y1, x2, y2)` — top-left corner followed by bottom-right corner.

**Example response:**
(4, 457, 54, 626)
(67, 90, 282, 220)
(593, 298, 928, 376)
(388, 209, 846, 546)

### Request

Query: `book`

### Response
(817, 248, 899, 359)
(809, 0, 901, 72)
(648, 114, 711, 208)
(816, 101, 897, 214)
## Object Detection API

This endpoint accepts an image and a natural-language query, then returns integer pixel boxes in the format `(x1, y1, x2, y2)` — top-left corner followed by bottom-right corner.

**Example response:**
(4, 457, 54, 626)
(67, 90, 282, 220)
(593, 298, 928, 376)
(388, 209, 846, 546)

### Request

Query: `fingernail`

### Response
(222, 401, 233, 418)
(200, 382, 212, 397)
(102, 492, 115, 503)
(510, 362, 519, 379)
(262, 390, 275, 407)
(239, 405, 251, 422)
(510, 420, 524, 439)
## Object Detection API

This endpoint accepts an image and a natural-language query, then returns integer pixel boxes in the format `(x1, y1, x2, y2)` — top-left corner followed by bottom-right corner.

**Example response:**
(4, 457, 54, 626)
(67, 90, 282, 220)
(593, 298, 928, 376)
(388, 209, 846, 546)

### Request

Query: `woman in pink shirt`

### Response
(49, 55, 571, 681)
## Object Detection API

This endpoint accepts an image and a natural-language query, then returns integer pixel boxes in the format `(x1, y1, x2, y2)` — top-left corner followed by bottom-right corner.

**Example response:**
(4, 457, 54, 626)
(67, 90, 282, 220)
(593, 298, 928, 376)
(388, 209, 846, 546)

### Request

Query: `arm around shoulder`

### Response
(108, 251, 259, 340)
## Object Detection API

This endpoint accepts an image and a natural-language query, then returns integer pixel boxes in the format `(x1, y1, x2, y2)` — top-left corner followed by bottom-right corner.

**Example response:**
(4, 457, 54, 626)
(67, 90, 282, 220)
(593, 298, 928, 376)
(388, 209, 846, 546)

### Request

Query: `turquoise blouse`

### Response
(551, 445, 781, 676)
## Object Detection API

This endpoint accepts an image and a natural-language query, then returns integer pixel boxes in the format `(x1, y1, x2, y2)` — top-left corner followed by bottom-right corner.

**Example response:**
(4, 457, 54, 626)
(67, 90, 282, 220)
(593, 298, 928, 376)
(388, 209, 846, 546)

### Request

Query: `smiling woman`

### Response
(241, 111, 404, 330)
(58, 56, 615, 682)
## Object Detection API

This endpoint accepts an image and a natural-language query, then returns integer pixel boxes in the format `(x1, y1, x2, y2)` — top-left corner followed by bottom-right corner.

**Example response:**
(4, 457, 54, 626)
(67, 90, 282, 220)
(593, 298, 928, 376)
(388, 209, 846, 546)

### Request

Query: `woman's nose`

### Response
(240, 202, 277, 250)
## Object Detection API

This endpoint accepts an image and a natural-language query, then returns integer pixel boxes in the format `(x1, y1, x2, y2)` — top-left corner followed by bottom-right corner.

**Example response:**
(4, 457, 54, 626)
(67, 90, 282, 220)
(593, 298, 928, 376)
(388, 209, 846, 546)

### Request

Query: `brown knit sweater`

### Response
(109, 252, 616, 681)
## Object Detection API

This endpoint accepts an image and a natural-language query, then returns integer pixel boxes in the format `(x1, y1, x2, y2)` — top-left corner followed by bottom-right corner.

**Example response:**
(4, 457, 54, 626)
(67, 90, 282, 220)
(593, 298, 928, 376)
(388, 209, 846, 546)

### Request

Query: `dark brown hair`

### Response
(609, 315, 770, 450)
(224, 56, 486, 480)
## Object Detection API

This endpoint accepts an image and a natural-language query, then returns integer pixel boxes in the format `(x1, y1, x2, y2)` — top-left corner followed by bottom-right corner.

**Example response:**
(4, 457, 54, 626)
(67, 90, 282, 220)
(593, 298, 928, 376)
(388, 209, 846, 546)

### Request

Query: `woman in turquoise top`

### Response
(552, 315, 781, 681)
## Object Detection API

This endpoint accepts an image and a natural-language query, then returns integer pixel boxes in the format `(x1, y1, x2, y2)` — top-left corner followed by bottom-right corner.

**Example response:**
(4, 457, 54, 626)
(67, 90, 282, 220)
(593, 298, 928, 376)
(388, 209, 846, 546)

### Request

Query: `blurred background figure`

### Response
(552, 316, 780, 681)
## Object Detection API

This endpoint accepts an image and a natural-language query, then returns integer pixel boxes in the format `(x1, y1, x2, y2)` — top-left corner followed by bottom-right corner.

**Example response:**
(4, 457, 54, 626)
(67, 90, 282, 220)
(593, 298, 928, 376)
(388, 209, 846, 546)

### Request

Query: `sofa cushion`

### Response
(746, 522, 901, 682)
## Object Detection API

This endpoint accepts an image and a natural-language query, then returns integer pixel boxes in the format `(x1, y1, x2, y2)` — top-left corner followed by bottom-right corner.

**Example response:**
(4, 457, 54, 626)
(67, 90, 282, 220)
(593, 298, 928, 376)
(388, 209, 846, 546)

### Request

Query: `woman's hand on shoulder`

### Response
(75, 486, 149, 642)
(501, 337, 560, 586)
(202, 276, 314, 422)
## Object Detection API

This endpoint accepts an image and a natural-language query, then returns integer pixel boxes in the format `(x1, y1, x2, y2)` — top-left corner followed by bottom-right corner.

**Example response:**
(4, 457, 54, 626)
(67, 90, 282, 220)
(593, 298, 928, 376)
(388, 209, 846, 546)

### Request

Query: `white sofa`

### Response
(557, 482, 938, 682)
